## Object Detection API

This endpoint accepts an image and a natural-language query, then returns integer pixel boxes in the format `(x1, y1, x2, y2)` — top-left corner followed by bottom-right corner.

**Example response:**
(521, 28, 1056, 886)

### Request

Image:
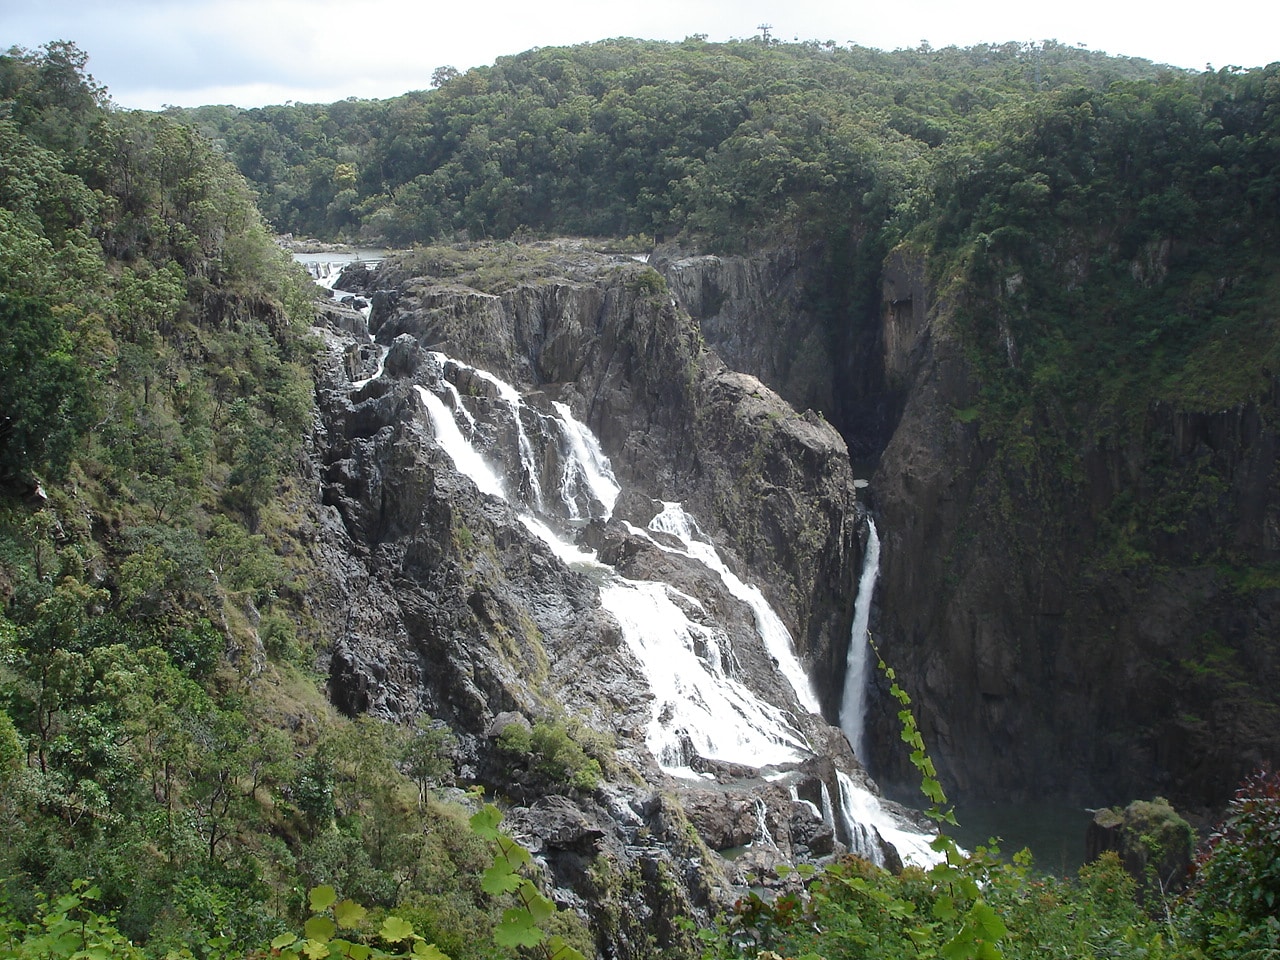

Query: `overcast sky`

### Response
(7, 0, 1278, 110)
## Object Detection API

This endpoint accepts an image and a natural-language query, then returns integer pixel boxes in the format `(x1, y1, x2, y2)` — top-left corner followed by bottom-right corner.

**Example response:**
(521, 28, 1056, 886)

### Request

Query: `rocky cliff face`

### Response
(653, 241, 1280, 818)
(864, 255, 1280, 814)
(302, 244, 928, 957)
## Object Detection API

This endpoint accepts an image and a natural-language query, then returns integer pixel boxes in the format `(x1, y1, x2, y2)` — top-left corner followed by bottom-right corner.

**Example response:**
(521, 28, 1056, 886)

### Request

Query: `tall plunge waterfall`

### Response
(341, 324, 940, 865)
(839, 518, 880, 763)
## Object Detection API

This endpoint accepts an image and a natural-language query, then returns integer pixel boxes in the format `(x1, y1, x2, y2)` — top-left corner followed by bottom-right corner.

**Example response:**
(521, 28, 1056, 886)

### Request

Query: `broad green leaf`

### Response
(302, 939, 332, 960)
(412, 943, 451, 960)
(304, 916, 336, 942)
(333, 899, 367, 930)
(940, 931, 976, 960)
(546, 935, 587, 960)
(522, 885, 555, 925)
(345, 943, 372, 960)
(272, 932, 300, 950)
(481, 860, 524, 896)
(309, 886, 338, 913)
(379, 915, 415, 943)
(971, 902, 1008, 941)
(932, 895, 958, 921)
(493, 909, 544, 949)
(495, 836, 532, 868)
(469, 804, 503, 841)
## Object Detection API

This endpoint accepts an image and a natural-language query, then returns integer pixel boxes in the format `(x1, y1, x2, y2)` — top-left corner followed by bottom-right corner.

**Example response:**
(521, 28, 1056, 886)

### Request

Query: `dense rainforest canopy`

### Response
(2, 34, 1280, 960)
(174, 36, 1183, 247)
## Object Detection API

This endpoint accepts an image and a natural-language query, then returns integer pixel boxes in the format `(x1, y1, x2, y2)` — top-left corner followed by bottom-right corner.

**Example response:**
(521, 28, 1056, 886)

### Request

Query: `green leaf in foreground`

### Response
(309, 886, 338, 913)
(333, 899, 367, 930)
(481, 858, 524, 896)
(494, 908, 544, 948)
(412, 943, 451, 960)
(303, 915, 336, 942)
(469, 803, 503, 841)
(379, 915, 415, 943)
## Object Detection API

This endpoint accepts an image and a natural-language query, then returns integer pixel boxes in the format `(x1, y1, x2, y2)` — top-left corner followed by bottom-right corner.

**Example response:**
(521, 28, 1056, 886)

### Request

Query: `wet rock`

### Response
(1086, 798, 1194, 899)
(300, 243, 897, 958)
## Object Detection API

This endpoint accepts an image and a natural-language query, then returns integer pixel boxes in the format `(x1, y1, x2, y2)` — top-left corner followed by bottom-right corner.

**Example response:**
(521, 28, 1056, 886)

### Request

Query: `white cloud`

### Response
(7, 0, 1278, 110)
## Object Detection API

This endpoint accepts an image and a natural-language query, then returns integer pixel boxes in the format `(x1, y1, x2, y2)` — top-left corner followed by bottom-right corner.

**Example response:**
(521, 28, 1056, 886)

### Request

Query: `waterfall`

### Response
(351, 345, 388, 390)
(839, 518, 880, 763)
(414, 385, 506, 499)
(407, 349, 942, 867)
(432, 354, 545, 511)
(648, 502, 821, 714)
(551, 401, 620, 520)
(436, 377, 477, 435)
(752, 797, 775, 846)
(413, 358, 810, 772)
(601, 578, 810, 770)
(836, 771, 941, 867)
(788, 784, 823, 822)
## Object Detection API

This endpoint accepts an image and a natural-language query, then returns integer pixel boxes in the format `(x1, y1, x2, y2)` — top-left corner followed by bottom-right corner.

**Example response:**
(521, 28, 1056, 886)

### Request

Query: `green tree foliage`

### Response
(1184, 769, 1280, 957)
(496, 719, 602, 794)
(172, 38, 1168, 248)
(0, 294, 94, 481)
(0, 41, 324, 950)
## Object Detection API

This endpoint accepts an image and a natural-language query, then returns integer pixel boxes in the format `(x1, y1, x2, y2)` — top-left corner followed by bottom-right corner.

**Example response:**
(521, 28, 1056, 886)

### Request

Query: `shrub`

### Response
(1184, 768, 1280, 956)
(497, 719, 602, 793)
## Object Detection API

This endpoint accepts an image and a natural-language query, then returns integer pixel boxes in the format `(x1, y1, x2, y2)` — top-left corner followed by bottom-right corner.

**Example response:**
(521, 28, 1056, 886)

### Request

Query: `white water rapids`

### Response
(341, 325, 939, 865)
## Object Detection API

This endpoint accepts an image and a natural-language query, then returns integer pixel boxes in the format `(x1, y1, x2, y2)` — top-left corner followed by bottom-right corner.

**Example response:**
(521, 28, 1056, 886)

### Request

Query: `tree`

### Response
(0, 293, 95, 483)
(399, 716, 456, 808)
(430, 66, 460, 88)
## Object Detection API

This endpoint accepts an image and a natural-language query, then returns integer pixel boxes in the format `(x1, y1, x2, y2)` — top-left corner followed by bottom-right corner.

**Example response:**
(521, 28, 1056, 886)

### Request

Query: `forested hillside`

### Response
(173, 37, 1168, 247)
(1, 43, 568, 957)
(3, 34, 1280, 960)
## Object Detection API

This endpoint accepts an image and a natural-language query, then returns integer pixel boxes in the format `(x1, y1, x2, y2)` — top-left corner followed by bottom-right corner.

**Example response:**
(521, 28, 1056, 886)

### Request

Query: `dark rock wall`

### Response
(304, 247, 872, 956)
(655, 241, 1280, 816)
(866, 259, 1280, 813)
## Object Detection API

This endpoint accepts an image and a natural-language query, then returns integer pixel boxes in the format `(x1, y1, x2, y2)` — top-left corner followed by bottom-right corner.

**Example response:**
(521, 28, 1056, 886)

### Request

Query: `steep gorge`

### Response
(654, 237, 1280, 817)
(302, 244, 940, 956)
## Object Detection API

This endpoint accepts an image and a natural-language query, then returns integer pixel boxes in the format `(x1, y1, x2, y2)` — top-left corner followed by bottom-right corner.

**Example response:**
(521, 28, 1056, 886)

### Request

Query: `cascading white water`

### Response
(752, 797, 775, 846)
(819, 780, 835, 833)
(647, 502, 821, 714)
(839, 518, 880, 763)
(415, 385, 506, 499)
(788, 784, 823, 822)
(436, 378, 478, 434)
(432, 354, 545, 510)
(601, 578, 810, 770)
(352, 345, 389, 390)
(402, 348, 939, 863)
(837, 770, 941, 867)
(551, 401, 620, 520)
(412, 364, 811, 771)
